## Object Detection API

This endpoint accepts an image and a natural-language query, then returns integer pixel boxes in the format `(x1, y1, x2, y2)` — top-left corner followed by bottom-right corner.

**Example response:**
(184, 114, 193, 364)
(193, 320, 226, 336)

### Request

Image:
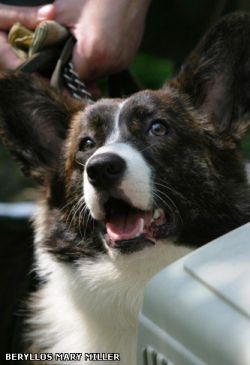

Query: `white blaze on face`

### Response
(83, 143, 152, 220)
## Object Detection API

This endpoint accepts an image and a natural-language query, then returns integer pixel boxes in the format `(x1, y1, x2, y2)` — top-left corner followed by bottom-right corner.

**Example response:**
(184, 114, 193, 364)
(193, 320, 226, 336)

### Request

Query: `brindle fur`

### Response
(0, 11, 250, 354)
(0, 13, 250, 259)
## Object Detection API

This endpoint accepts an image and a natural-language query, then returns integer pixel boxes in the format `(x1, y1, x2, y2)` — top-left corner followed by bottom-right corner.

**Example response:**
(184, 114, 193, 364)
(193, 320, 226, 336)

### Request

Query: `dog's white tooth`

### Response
(136, 218, 144, 237)
(153, 209, 161, 220)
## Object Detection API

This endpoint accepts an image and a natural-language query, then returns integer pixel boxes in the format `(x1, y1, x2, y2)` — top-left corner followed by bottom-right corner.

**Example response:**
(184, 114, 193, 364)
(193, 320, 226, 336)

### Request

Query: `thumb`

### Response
(0, 4, 55, 30)
(72, 42, 100, 82)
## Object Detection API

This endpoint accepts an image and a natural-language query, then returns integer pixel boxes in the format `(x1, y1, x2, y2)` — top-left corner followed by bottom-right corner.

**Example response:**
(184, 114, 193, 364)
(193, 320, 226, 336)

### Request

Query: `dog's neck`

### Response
(29, 205, 190, 364)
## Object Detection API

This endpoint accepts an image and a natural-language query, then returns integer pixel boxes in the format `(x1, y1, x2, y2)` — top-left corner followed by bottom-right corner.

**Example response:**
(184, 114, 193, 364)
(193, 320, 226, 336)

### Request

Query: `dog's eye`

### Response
(148, 120, 169, 136)
(79, 137, 96, 151)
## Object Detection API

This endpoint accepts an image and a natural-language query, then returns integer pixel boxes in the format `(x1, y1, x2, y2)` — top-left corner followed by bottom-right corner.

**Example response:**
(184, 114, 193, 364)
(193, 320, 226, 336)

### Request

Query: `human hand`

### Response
(0, 4, 54, 70)
(0, 0, 150, 84)
(54, 0, 151, 81)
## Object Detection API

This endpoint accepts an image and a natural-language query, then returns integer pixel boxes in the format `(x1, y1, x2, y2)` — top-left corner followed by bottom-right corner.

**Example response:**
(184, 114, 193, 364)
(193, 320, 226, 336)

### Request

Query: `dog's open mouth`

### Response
(101, 197, 172, 252)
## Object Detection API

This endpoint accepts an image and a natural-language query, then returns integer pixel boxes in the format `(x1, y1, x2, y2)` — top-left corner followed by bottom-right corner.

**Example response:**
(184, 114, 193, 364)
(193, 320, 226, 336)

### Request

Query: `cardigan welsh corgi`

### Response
(0, 11, 250, 365)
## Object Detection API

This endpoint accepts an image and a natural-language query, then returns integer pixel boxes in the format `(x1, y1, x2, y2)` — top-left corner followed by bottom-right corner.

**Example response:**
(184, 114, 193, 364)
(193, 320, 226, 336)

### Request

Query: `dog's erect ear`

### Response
(0, 72, 81, 182)
(170, 12, 250, 139)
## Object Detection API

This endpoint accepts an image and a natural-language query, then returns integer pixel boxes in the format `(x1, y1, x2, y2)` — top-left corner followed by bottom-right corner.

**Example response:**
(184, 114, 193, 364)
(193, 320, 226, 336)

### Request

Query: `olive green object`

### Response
(8, 20, 69, 60)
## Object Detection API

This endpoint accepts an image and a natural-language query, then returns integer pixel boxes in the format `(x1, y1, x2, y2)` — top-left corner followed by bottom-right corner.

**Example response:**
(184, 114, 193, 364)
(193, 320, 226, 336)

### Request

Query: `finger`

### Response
(72, 41, 113, 82)
(72, 43, 95, 82)
(0, 32, 22, 70)
(0, 4, 55, 30)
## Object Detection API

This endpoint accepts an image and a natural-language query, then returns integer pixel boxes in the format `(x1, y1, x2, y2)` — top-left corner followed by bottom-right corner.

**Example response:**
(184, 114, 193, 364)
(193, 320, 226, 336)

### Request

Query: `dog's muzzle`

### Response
(83, 143, 172, 253)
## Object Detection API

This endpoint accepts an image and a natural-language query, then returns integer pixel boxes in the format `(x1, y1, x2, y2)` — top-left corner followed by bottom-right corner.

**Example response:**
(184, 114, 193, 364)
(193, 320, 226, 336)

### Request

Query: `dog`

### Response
(0, 11, 250, 365)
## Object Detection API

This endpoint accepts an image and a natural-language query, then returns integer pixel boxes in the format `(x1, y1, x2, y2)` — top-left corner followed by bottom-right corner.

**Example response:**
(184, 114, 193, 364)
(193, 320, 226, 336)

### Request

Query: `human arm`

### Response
(54, 0, 151, 81)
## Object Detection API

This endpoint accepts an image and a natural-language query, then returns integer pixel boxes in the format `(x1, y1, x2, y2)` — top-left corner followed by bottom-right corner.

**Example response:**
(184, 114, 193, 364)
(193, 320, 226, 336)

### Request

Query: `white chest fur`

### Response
(28, 238, 190, 365)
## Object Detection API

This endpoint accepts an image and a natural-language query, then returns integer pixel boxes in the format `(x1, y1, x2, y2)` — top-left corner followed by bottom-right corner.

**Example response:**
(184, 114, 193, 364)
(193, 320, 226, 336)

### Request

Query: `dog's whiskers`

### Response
(83, 207, 92, 241)
(59, 197, 79, 215)
(154, 184, 179, 210)
(152, 190, 174, 220)
(154, 179, 184, 198)
(78, 201, 87, 239)
(75, 159, 85, 168)
(152, 187, 182, 226)
(67, 196, 85, 229)
(138, 143, 157, 153)
(59, 189, 94, 240)
(80, 204, 89, 240)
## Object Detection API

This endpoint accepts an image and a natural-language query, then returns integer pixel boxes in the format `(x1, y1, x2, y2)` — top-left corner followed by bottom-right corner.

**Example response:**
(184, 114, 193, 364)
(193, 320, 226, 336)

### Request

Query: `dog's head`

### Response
(0, 13, 250, 260)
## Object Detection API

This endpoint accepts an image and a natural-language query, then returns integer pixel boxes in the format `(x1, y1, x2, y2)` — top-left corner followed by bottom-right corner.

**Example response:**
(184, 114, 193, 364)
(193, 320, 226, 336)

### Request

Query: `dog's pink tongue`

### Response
(106, 212, 144, 241)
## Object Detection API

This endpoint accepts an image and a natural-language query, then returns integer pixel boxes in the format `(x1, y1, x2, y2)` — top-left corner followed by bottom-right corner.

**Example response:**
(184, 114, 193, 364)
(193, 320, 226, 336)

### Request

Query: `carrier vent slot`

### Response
(142, 346, 174, 365)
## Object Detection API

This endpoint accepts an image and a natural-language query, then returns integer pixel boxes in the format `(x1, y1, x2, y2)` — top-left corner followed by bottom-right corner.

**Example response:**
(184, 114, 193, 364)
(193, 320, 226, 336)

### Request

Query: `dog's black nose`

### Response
(86, 153, 126, 187)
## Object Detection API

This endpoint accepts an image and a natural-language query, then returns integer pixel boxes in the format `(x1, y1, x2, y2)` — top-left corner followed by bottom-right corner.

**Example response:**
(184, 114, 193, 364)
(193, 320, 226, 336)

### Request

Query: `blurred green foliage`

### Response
(131, 53, 175, 89)
(242, 136, 250, 159)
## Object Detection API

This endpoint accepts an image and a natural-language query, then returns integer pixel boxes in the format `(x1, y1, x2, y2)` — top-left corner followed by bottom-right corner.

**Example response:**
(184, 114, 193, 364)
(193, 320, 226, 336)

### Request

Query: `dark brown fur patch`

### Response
(0, 13, 250, 262)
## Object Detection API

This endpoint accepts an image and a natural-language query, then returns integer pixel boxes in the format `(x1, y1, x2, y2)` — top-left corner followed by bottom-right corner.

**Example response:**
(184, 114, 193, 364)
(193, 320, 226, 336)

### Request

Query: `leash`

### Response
(63, 62, 94, 102)
(8, 20, 139, 103)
